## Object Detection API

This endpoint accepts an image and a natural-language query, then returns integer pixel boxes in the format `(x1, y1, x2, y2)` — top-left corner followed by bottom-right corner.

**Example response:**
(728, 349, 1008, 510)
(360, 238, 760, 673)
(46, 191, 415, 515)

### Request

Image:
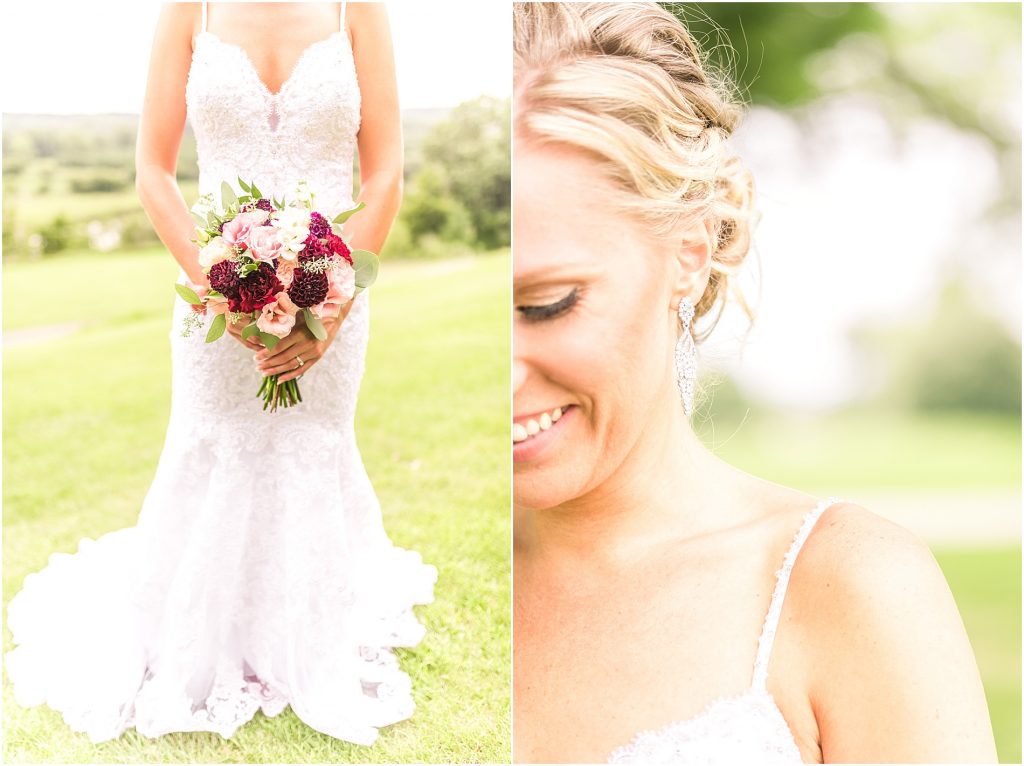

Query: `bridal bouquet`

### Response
(176, 178, 378, 412)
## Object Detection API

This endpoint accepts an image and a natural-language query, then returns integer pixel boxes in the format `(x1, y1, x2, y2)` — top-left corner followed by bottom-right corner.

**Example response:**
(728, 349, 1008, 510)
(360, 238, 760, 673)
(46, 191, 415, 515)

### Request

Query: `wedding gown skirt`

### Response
(5, 280, 438, 745)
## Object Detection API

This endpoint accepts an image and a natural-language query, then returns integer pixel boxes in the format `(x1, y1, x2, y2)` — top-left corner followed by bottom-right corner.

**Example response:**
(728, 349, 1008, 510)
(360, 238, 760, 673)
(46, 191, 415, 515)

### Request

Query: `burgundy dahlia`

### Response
(208, 259, 241, 298)
(308, 211, 331, 239)
(326, 232, 353, 265)
(238, 261, 283, 313)
(255, 198, 273, 212)
(287, 267, 329, 308)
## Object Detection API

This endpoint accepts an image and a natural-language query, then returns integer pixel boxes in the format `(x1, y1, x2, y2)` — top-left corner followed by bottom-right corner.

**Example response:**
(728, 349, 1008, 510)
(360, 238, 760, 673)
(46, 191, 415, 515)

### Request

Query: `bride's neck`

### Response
(517, 406, 727, 569)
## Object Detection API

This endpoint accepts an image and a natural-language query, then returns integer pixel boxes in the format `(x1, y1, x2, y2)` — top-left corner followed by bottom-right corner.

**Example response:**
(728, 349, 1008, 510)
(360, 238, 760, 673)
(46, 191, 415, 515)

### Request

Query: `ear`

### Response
(670, 216, 714, 309)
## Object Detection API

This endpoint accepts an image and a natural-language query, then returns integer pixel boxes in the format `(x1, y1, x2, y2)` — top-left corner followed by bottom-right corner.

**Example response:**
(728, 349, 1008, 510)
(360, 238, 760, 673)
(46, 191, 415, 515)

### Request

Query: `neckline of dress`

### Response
(606, 686, 799, 762)
(605, 496, 842, 763)
(197, 30, 347, 99)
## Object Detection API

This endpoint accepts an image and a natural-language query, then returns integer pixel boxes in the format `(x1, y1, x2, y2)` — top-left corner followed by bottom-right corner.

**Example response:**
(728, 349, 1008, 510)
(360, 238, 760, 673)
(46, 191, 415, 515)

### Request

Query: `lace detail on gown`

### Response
(607, 497, 842, 764)
(4, 1, 436, 747)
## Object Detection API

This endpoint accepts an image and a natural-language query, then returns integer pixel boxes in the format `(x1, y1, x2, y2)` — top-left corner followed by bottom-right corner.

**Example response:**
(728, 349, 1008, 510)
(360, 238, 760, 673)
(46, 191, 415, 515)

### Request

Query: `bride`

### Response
(512, 3, 997, 763)
(5, 1, 436, 746)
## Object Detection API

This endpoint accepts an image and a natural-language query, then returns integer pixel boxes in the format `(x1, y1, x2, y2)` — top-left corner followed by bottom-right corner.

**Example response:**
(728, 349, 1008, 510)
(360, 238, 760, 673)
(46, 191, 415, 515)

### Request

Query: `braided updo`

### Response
(513, 2, 756, 340)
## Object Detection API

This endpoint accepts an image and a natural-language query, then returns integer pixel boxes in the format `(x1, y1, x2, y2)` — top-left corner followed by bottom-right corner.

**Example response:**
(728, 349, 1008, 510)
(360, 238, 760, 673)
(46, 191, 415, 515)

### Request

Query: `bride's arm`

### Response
(135, 4, 207, 288)
(802, 505, 998, 762)
(344, 3, 403, 257)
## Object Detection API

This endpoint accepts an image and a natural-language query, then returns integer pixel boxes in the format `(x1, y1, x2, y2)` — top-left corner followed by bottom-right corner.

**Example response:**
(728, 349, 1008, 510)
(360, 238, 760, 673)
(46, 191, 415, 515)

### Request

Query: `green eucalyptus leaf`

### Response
(205, 312, 227, 343)
(237, 176, 252, 193)
(332, 202, 366, 224)
(258, 331, 279, 350)
(302, 308, 327, 341)
(351, 249, 379, 289)
(189, 210, 208, 227)
(241, 322, 260, 341)
(221, 181, 237, 208)
(175, 283, 203, 305)
(251, 182, 262, 199)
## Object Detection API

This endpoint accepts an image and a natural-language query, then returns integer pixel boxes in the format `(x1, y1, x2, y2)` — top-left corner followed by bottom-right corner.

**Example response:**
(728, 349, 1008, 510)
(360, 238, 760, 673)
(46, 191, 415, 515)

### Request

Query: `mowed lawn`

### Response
(3, 247, 510, 763)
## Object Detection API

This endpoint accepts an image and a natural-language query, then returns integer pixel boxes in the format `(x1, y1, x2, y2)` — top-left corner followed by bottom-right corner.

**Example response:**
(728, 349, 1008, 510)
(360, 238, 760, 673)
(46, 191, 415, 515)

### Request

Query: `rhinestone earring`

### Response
(674, 297, 696, 417)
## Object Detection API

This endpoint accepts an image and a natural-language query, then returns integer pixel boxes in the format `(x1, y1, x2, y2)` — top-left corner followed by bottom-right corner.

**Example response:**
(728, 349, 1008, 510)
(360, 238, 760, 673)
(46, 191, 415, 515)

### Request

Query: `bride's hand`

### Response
(225, 313, 264, 351)
(254, 300, 355, 381)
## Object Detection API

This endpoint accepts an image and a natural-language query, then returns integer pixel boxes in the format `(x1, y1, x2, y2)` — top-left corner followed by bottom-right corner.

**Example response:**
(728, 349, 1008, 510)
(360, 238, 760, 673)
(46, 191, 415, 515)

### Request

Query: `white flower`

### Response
(198, 236, 232, 270)
(190, 192, 217, 218)
(271, 205, 311, 258)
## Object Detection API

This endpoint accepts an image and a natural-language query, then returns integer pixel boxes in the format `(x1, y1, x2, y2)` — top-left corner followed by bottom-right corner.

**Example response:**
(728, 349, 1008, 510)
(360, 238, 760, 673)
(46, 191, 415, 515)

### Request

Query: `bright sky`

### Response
(0, 1, 510, 113)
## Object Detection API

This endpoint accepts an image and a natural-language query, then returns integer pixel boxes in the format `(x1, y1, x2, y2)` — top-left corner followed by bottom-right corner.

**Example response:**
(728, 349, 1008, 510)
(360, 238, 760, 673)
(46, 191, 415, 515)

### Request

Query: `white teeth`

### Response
(513, 405, 569, 444)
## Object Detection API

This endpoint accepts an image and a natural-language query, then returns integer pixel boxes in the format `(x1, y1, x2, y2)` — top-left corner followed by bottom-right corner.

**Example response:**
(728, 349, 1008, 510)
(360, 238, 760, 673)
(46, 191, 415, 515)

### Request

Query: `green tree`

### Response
(851, 278, 1021, 414)
(419, 95, 511, 249)
(402, 162, 475, 244)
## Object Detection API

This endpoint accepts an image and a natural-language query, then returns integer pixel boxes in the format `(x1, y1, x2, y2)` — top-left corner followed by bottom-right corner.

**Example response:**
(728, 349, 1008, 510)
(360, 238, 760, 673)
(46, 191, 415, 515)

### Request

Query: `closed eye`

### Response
(517, 287, 579, 322)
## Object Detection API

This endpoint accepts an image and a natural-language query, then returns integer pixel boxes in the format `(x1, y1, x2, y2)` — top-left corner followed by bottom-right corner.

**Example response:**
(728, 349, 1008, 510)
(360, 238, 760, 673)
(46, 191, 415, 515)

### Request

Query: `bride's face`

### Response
(513, 143, 679, 510)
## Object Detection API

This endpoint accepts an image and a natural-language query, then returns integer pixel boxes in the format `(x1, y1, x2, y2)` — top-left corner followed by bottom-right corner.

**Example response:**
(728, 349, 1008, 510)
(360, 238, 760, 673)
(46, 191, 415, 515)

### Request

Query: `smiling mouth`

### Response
(512, 405, 571, 443)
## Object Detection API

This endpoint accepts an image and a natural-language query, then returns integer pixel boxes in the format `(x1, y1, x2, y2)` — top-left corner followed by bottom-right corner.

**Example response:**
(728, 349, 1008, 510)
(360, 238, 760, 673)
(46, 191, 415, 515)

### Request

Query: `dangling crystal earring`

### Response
(674, 297, 696, 417)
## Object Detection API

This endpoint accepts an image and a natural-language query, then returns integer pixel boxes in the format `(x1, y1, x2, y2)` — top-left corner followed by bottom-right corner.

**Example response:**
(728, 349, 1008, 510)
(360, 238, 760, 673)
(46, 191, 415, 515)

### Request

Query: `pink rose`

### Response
(221, 210, 270, 248)
(275, 257, 298, 288)
(256, 291, 300, 338)
(247, 225, 283, 263)
(312, 262, 357, 318)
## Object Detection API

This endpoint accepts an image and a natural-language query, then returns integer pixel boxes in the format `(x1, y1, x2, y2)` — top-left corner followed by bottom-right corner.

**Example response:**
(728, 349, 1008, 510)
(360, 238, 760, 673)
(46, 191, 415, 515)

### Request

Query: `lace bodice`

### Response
(608, 497, 843, 764)
(185, 1, 359, 217)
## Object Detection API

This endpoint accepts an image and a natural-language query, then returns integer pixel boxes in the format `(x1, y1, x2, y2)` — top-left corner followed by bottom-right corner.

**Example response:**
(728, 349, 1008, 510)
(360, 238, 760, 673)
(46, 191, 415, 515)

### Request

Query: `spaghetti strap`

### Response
(749, 497, 842, 690)
(340, 1, 347, 31)
(201, 1, 207, 33)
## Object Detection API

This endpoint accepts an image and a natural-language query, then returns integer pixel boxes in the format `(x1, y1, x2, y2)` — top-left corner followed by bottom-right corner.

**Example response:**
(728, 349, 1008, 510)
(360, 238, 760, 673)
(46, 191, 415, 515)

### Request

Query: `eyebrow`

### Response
(513, 262, 605, 291)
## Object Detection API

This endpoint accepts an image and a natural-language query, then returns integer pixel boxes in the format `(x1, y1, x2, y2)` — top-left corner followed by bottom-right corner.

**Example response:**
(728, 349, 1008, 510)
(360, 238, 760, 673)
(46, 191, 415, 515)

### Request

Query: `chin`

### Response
(513, 464, 590, 512)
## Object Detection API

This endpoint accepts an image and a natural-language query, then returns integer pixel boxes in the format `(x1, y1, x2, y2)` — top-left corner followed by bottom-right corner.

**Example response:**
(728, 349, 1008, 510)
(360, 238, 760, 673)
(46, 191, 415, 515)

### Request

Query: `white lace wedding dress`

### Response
(5, 1, 436, 746)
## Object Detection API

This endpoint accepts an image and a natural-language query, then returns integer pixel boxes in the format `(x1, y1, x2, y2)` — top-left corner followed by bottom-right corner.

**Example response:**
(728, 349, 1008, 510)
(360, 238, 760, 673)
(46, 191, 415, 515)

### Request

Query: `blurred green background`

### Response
(3, 97, 511, 763)
(667, 3, 1020, 761)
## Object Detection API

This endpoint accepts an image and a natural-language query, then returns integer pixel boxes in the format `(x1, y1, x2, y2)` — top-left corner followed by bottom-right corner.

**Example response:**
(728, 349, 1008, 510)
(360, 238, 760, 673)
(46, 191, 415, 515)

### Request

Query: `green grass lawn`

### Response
(934, 548, 1021, 764)
(696, 408, 1021, 491)
(3, 248, 510, 763)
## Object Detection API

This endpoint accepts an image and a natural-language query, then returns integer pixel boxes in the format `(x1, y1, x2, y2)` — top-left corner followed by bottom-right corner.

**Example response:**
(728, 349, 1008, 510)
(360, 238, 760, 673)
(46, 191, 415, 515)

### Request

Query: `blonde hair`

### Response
(513, 2, 756, 339)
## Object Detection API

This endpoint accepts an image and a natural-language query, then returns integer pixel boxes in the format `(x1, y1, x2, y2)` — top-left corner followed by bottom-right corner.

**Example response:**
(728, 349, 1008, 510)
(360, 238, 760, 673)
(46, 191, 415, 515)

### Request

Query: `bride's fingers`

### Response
(277, 348, 320, 382)
(258, 341, 318, 376)
(255, 330, 302, 362)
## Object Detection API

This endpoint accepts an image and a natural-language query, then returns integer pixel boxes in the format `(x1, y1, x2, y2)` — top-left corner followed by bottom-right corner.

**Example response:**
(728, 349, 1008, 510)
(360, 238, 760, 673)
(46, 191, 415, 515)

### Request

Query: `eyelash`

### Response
(517, 287, 579, 322)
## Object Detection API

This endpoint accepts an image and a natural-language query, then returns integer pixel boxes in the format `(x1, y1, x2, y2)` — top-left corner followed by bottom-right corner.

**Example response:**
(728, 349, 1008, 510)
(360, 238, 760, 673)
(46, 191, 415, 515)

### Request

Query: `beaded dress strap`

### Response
(201, 1, 207, 33)
(750, 497, 842, 691)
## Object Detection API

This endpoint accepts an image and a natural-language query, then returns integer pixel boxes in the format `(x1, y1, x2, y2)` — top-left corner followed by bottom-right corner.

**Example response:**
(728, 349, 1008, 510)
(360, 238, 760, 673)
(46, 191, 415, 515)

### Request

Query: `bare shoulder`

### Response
(149, 3, 200, 52)
(346, 3, 390, 39)
(791, 501, 997, 762)
(799, 500, 941, 595)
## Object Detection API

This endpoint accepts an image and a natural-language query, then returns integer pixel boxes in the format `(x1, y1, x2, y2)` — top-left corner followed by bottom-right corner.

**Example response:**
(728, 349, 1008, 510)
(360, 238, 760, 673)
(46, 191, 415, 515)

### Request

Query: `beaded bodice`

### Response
(185, 1, 359, 216)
